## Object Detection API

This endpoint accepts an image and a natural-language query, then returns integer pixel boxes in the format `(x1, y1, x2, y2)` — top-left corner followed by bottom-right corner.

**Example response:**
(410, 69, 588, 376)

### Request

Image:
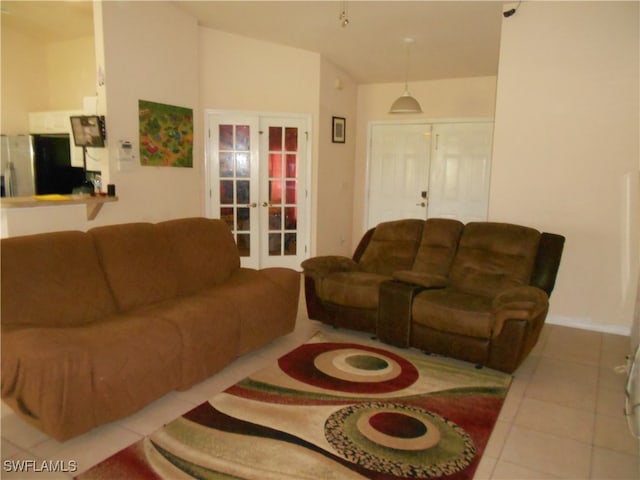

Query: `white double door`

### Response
(206, 112, 309, 269)
(367, 121, 494, 229)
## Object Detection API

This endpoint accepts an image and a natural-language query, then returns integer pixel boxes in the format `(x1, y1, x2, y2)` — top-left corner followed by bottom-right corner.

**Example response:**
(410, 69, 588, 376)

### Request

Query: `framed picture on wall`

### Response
(332, 116, 346, 143)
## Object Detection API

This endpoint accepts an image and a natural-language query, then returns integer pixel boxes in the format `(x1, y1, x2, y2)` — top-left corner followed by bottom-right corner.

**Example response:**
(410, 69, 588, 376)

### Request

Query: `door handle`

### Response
(262, 202, 273, 207)
(416, 202, 426, 207)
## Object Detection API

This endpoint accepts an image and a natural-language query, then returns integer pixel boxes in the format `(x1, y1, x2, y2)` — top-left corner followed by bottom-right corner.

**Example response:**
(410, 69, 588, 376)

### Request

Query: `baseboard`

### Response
(546, 314, 631, 336)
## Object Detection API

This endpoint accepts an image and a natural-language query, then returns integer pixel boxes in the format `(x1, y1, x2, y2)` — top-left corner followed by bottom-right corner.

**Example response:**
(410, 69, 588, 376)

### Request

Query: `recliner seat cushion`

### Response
(412, 288, 494, 339)
(322, 272, 390, 309)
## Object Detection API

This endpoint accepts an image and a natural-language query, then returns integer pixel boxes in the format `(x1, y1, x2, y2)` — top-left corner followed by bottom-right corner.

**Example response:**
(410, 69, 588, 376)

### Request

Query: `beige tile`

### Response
(491, 459, 561, 479)
(484, 420, 511, 458)
(531, 324, 554, 356)
(526, 373, 598, 412)
(514, 352, 542, 382)
(1, 438, 23, 461)
(499, 378, 527, 423)
(599, 364, 630, 391)
(514, 397, 595, 443)
(597, 385, 626, 417)
(542, 325, 602, 366)
(533, 356, 599, 387)
(118, 392, 195, 436)
(30, 424, 141, 475)
(501, 425, 592, 479)
(590, 446, 640, 479)
(526, 357, 598, 411)
(0, 412, 50, 451)
(473, 453, 497, 480)
(593, 413, 640, 456)
(600, 333, 633, 367)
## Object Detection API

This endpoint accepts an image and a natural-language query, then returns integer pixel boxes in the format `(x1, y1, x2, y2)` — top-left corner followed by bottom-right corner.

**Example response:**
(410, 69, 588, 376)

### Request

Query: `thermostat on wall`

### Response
(118, 140, 135, 171)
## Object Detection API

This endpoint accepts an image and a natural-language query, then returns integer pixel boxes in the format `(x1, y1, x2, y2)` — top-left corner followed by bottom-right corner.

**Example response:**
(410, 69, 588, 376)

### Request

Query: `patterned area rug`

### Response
(78, 331, 511, 479)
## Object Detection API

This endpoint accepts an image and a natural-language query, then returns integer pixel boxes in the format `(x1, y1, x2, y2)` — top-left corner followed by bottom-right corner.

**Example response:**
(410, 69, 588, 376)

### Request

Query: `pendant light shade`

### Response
(389, 90, 423, 114)
(390, 38, 422, 114)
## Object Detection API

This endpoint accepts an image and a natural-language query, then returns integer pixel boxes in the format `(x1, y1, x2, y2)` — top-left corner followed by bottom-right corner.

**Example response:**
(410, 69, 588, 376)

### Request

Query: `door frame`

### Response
(204, 109, 313, 269)
(364, 117, 494, 230)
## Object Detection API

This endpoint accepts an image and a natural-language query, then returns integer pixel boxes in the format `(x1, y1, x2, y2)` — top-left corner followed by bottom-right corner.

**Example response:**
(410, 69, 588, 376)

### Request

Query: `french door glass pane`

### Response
(285, 128, 297, 151)
(269, 180, 282, 204)
(269, 127, 282, 151)
(286, 154, 297, 178)
(220, 152, 233, 177)
(219, 124, 253, 257)
(236, 152, 250, 177)
(236, 125, 250, 151)
(269, 154, 282, 177)
(267, 125, 298, 256)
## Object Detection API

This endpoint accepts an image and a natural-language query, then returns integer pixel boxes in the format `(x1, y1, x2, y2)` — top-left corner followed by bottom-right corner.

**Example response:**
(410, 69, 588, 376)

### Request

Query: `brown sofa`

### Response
(1, 217, 299, 440)
(302, 218, 564, 373)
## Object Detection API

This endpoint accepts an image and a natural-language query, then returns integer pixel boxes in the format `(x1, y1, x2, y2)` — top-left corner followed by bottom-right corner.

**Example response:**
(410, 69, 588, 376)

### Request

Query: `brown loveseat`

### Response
(302, 218, 564, 373)
(1, 217, 299, 440)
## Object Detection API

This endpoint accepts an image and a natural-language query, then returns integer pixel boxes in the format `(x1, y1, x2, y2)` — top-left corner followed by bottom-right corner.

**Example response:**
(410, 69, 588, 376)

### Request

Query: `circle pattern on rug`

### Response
(278, 342, 419, 393)
(325, 402, 475, 477)
(314, 348, 401, 383)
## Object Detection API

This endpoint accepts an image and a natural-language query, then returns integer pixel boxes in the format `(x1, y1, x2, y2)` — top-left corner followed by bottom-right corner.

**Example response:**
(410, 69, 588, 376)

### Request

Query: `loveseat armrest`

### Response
(301, 256, 358, 279)
(491, 286, 549, 337)
(392, 270, 448, 289)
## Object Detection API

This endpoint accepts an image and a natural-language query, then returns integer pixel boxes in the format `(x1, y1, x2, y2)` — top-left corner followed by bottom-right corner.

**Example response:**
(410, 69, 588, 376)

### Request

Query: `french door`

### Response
(207, 112, 309, 270)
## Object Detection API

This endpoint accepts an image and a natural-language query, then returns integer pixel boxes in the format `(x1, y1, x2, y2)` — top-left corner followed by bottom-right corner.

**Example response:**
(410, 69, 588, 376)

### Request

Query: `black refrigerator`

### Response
(31, 133, 85, 194)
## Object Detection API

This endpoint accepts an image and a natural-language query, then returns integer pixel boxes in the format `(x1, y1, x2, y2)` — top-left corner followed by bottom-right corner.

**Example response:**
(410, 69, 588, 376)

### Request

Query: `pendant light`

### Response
(389, 38, 422, 114)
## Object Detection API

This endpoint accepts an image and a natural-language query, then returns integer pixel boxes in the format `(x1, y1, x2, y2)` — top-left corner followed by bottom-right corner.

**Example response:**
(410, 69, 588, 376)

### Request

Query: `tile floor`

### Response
(1, 295, 639, 479)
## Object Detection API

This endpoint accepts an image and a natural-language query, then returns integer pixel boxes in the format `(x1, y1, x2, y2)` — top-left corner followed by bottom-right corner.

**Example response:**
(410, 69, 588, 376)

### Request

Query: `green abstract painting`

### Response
(139, 100, 193, 167)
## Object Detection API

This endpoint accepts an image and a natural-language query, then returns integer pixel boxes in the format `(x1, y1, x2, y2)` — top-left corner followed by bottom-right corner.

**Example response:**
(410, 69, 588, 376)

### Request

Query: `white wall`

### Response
(352, 76, 498, 245)
(315, 57, 358, 256)
(490, 2, 639, 333)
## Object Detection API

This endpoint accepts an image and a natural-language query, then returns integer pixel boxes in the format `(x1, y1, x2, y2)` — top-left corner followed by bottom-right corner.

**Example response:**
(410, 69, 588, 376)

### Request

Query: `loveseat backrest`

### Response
(358, 219, 424, 275)
(449, 222, 541, 297)
(530, 232, 565, 296)
(157, 217, 241, 295)
(411, 218, 464, 277)
(89, 222, 180, 312)
(1, 230, 118, 327)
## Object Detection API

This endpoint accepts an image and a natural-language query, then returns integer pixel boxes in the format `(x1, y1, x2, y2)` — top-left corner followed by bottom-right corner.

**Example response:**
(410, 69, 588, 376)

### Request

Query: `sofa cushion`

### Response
(0, 231, 117, 327)
(157, 217, 241, 295)
(89, 223, 179, 312)
(130, 294, 241, 389)
(210, 267, 300, 355)
(412, 288, 494, 339)
(358, 219, 424, 275)
(449, 222, 540, 297)
(411, 218, 464, 277)
(1, 313, 183, 440)
(322, 271, 390, 309)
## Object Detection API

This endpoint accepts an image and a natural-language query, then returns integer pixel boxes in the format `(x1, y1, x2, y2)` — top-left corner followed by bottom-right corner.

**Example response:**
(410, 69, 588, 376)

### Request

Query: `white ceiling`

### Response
(2, 1, 507, 85)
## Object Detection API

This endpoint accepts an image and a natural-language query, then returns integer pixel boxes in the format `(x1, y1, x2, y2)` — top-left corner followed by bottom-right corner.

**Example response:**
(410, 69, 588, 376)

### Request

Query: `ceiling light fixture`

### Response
(339, 1, 349, 27)
(389, 38, 422, 114)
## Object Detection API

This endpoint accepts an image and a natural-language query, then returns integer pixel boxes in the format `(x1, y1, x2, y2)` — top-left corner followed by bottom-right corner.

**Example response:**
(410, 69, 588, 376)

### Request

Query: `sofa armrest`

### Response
(391, 270, 448, 289)
(491, 286, 549, 337)
(301, 256, 358, 279)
